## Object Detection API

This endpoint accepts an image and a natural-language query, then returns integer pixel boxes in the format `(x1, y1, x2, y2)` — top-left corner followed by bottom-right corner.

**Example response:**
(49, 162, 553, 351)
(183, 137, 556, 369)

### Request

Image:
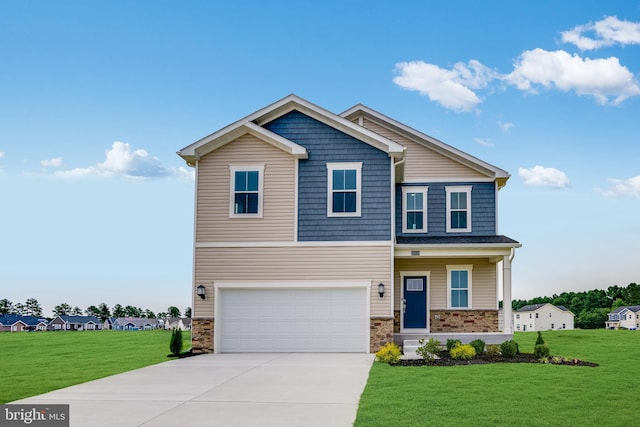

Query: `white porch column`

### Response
(502, 253, 513, 334)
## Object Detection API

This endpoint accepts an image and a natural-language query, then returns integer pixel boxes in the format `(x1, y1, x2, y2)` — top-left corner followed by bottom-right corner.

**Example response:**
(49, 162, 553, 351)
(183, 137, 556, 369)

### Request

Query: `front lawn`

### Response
(355, 330, 639, 426)
(0, 329, 190, 403)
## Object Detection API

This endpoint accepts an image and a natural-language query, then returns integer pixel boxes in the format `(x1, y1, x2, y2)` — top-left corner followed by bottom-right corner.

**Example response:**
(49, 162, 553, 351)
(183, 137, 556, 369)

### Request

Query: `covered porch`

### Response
(393, 235, 520, 351)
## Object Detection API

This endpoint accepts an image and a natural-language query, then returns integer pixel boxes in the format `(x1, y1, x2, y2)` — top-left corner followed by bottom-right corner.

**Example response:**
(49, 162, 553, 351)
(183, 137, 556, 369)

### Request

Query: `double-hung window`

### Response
(402, 186, 428, 232)
(447, 265, 472, 309)
(446, 186, 472, 232)
(327, 162, 362, 217)
(230, 165, 264, 217)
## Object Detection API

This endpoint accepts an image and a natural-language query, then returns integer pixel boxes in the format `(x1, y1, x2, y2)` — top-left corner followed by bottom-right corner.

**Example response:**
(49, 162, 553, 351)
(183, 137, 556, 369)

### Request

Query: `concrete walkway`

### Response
(14, 353, 374, 427)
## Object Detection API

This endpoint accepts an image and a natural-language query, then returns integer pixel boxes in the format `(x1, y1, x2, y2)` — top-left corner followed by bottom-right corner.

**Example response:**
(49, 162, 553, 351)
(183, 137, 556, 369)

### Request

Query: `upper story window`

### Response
(230, 165, 264, 217)
(327, 162, 362, 217)
(446, 186, 472, 232)
(447, 265, 473, 309)
(402, 186, 428, 233)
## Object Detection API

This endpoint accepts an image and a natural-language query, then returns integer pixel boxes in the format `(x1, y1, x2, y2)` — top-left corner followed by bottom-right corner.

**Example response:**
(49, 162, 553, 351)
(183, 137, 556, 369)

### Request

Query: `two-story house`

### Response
(178, 95, 520, 354)
(513, 303, 575, 332)
(606, 305, 640, 329)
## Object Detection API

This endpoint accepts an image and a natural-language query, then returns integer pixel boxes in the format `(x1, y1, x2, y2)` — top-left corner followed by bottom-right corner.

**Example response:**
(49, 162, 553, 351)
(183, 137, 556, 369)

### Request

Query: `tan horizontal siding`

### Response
(194, 245, 392, 318)
(362, 118, 487, 181)
(394, 258, 496, 311)
(196, 134, 296, 242)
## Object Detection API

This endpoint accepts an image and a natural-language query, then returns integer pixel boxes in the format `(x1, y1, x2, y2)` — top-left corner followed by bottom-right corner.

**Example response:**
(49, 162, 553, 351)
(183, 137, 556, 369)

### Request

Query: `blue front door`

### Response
(403, 276, 427, 329)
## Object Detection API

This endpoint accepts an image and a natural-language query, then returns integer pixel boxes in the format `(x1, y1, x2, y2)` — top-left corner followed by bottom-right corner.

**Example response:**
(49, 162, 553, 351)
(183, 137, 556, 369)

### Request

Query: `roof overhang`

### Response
(177, 95, 405, 166)
(395, 243, 520, 260)
(177, 121, 308, 165)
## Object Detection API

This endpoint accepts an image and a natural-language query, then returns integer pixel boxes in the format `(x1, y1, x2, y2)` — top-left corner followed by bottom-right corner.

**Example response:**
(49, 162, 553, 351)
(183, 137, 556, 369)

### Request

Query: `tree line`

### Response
(512, 282, 640, 329)
(0, 298, 191, 323)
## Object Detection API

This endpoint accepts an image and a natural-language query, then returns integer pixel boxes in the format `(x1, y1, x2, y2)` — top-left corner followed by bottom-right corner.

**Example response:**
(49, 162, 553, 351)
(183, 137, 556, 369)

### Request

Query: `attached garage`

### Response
(216, 284, 369, 353)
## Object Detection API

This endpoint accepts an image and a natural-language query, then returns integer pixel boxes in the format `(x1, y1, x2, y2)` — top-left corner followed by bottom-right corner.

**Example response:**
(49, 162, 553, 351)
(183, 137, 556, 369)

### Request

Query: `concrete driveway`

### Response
(14, 353, 374, 427)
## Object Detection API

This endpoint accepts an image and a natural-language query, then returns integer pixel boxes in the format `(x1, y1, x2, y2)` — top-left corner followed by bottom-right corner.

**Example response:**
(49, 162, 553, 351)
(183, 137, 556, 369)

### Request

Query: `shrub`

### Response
(485, 344, 501, 359)
(450, 343, 476, 360)
(417, 338, 441, 362)
(500, 339, 519, 358)
(534, 343, 550, 359)
(169, 329, 183, 356)
(375, 342, 402, 364)
(535, 331, 545, 346)
(446, 339, 462, 352)
(469, 339, 485, 355)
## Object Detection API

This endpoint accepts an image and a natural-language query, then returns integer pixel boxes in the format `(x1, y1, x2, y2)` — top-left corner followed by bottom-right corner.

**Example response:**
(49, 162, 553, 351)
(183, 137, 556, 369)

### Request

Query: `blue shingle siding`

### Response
(264, 111, 392, 241)
(396, 182, 496, 237)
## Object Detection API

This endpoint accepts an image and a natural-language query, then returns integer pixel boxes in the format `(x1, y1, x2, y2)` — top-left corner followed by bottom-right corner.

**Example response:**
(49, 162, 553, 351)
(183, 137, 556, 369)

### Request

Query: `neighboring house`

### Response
(606, 305, 640, 330)
(164, 318, 192, 330)
(49, 315, 102, 331)
(177, 95, 521, 354)
(513, 303, 574, 332)
(113, 317, 159, 330)
(0, 315, 47, 332)
(102, 317, 116, 330)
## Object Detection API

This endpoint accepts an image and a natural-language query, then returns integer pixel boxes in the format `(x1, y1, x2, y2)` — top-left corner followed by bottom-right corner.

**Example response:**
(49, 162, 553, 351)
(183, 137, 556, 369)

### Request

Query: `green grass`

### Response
(0, 329, 190, 403)
(356, 330, 640, 426)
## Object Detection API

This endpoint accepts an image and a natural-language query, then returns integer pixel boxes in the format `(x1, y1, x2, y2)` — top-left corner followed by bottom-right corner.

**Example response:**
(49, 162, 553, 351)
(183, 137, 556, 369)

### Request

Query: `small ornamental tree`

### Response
(170, 329, 183, 356)
(534, 331, 550, 359)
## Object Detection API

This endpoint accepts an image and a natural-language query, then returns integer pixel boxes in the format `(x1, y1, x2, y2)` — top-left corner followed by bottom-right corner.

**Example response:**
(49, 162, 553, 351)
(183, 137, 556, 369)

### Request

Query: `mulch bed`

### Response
(394, 351, 598, 367)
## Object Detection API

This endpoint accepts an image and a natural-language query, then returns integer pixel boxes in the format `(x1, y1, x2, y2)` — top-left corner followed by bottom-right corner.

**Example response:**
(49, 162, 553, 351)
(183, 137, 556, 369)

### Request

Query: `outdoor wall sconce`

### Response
(196, 284, 206, 299)
(378, 283, 385, 298)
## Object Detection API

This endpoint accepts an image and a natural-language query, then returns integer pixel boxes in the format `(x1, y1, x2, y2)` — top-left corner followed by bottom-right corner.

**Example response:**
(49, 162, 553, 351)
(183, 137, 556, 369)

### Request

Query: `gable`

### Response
(178, 95, 404, 166)
(342, 107, 510, 187)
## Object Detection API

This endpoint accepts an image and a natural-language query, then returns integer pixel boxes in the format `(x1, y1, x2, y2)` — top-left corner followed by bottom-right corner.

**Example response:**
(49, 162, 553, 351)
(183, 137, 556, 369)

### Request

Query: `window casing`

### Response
(446, 186, 472, 232)
(327, 162, 362, 217)
(447, 265, 473, 309)
(402, 186, 428, 233)
(230, 165, 264, 218)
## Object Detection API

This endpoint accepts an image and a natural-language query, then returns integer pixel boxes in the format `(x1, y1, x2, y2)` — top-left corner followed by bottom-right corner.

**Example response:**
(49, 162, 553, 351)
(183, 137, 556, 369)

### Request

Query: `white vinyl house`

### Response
(606, 306, 640, 330)
(513, 303, 574, 332)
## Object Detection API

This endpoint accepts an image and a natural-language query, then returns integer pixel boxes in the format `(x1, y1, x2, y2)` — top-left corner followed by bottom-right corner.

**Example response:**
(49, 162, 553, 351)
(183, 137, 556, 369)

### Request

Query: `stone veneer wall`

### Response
(430, 310, 498, 333)
(191, 318, 214, 354)
(370, 316, 394, 352)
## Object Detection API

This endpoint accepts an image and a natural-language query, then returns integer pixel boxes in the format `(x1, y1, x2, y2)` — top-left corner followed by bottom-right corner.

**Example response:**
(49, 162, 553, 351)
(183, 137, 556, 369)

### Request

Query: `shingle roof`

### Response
(60, 315, 101, 324)
(610, 305, 640, 315)
(516, 303, 547, 312)
(0, 314, 47, 326)
(396, 235, 520, 245)
(516, 303, 574, 313)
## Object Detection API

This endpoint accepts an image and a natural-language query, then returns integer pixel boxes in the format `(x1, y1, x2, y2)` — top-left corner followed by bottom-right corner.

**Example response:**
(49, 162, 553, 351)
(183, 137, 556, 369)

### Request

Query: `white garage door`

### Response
(219, 287, 368, 352)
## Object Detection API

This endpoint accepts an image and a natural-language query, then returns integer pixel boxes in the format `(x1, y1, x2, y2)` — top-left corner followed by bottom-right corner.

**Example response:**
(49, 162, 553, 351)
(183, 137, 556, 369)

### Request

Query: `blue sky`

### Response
(1, 1, 639, 316)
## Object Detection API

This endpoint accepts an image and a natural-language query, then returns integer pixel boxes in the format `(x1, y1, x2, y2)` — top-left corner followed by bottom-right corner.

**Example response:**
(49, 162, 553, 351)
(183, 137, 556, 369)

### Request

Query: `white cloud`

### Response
(505, 48, 640, 105)
(54, 141, 193, 180)
(498, 121, 514, 132)
(393, 60, 499, 112)
(474, 137, 493, 147)
(40, 157, 63, 168)
(598, 176, 640, 197)
(0, 151, 4, 159)
(562, 16, 640, 50)
(518, 165, 570, 188)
